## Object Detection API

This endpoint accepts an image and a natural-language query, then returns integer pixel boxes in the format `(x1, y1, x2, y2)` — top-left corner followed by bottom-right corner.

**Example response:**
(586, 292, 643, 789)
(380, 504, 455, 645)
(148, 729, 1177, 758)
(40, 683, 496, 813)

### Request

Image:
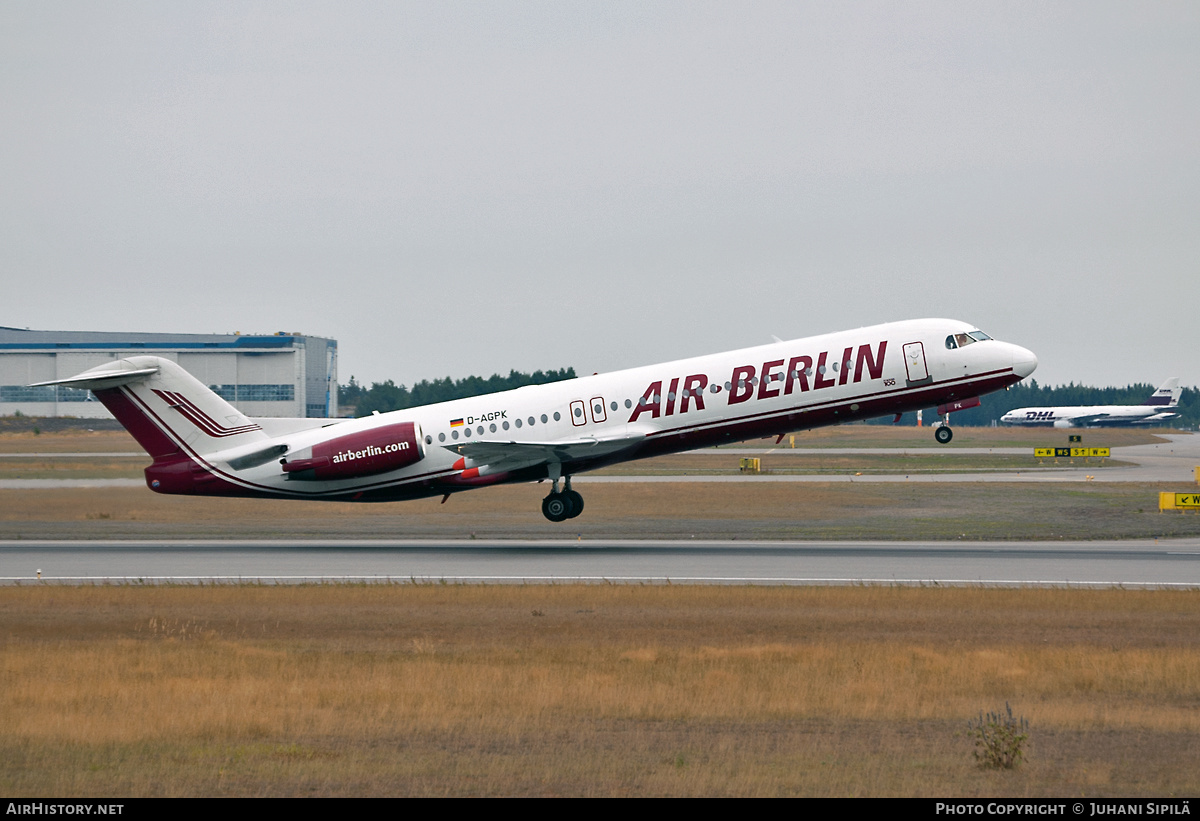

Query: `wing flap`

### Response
(443, 434, 643, 473)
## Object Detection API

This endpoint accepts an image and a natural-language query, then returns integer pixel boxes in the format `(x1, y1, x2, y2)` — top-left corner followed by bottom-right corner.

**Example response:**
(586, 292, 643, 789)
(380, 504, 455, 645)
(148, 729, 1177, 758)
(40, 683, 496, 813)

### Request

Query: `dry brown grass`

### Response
(0, 430, 142, 453)
(592, 452, 1128, 475)
(0, 457, 144, 480)
(4, 480, 1200, 541)
(2, 584, 1198, 796)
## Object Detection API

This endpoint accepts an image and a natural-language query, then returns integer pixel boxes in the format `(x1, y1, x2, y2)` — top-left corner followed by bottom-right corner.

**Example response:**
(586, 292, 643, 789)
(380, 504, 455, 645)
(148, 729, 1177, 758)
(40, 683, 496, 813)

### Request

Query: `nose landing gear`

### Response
(933, 411, 953, 444)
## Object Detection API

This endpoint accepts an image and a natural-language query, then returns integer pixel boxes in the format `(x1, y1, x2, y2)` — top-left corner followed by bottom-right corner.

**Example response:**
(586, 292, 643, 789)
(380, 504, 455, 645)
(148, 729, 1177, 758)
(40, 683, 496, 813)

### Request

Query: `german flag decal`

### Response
(450, 418, 464, 428)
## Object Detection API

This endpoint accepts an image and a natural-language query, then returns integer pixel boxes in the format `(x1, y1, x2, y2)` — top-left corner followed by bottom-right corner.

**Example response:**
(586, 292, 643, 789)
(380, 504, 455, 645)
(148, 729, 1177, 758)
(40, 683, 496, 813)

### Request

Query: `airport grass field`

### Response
(2, 426, 1199, 541)
(5, 481, 1200, 542)
(3, 425, 1199, 796)
(3, 584, 1198, 797)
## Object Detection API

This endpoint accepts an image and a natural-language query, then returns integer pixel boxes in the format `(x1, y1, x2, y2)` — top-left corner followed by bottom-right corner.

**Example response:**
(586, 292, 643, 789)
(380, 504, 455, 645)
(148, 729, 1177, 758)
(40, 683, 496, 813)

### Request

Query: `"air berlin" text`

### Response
(628, 341, 887, 422)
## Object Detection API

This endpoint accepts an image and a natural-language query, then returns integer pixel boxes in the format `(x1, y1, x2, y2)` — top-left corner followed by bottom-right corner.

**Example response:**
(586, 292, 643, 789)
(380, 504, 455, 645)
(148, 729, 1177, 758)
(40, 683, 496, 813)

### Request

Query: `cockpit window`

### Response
(947, 329, 993, 350)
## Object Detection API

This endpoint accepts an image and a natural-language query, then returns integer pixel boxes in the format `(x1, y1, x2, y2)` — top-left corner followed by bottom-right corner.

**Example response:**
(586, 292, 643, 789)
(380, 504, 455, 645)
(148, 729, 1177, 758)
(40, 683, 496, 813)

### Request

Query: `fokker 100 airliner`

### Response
(33, 318, 1036, 521)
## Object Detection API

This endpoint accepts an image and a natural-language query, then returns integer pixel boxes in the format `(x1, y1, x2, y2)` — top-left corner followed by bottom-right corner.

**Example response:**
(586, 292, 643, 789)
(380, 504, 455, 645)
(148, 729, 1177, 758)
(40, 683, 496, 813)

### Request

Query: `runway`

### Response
(4, 537, 1199, 587)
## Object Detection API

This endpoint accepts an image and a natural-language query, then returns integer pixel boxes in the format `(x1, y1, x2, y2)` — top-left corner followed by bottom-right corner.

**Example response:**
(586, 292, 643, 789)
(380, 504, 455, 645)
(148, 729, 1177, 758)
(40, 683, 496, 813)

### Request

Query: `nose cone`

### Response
(1011, 344, 1038, 379)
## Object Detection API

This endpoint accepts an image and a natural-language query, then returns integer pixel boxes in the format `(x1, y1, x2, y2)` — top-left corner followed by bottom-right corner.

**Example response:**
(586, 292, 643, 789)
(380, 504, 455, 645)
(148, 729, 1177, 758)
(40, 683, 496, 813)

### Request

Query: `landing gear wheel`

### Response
(541, 492, 576, 522)
(564, 490, 584, 519)
(934, 426, 953, 444)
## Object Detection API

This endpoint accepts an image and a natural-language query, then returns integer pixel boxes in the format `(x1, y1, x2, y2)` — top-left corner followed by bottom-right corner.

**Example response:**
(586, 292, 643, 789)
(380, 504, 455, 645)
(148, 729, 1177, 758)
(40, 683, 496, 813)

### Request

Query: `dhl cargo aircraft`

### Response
(32, 318, 1036, 521)
(1000, 377, 1181, 428)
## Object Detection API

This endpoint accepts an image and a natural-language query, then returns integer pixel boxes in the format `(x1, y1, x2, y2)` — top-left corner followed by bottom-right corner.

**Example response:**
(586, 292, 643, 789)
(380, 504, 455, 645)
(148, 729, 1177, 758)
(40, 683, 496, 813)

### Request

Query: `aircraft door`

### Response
(903, 342, 931, 385)
(589, 396, 607, 424)
(570, 399, 587, 427)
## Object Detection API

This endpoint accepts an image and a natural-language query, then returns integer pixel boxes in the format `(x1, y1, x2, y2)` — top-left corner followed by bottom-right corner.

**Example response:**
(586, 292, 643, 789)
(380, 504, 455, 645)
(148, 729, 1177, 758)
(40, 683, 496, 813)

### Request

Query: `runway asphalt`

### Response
(4, 537, 1199, 587)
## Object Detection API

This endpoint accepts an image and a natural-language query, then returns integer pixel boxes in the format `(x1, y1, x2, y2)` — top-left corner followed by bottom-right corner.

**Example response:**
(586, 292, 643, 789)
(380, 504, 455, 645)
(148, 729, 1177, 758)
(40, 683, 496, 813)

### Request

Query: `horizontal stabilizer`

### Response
(29, 363, 160, 391)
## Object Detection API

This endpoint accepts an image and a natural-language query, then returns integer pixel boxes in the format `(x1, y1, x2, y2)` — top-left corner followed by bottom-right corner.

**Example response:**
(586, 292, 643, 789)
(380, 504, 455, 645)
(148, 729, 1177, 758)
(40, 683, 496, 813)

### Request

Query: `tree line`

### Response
(339, 367, 577, 416)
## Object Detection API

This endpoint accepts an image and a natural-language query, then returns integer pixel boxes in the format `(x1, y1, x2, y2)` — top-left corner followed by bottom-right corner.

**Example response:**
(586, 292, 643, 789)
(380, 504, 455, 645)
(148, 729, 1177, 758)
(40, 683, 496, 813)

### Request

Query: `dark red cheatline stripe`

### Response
(151, 389, 262, 437)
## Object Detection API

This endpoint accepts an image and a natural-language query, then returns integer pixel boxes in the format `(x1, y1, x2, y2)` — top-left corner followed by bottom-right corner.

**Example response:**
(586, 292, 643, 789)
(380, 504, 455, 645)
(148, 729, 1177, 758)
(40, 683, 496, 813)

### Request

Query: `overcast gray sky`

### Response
(3, 2, 1197, 389)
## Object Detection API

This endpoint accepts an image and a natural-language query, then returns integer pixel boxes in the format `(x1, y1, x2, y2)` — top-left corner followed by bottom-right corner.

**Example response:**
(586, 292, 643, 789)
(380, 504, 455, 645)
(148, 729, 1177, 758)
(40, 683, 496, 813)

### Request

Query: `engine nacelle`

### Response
(282, 421, 425, 480)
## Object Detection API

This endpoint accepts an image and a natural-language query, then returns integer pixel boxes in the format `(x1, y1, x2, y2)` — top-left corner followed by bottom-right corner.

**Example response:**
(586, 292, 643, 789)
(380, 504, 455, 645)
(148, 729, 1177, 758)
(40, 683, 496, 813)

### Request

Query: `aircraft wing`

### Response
(1126, 412, 1179, 425)
(1063, 413, 1112, 427)
(443, 433, 644, 472)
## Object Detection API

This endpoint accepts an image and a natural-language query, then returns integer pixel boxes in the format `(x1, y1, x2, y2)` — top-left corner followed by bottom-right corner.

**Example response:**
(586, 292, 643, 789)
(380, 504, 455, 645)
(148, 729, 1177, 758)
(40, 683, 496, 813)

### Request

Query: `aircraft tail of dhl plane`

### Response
(32, 318, 1036, 520)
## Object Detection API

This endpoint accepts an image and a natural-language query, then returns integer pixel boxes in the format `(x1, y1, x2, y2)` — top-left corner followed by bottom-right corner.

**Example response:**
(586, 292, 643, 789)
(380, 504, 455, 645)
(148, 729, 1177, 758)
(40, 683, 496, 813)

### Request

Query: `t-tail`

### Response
(31, 356, 275, 495)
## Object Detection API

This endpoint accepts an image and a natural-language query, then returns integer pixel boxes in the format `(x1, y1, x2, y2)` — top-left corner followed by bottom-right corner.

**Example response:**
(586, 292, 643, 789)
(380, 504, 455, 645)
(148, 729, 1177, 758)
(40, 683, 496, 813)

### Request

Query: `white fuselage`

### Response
(182, 317, 1035, 500)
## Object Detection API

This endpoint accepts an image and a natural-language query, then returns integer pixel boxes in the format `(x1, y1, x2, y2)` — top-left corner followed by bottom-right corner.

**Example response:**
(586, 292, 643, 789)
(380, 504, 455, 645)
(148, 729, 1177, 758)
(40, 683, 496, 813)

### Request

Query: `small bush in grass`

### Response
(968, 703, 1029, 769)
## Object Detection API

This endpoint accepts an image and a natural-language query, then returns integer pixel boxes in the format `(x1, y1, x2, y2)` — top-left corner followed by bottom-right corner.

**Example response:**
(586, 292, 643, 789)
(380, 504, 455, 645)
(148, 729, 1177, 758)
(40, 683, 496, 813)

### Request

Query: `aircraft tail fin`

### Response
(31, 356, 271, 459)
(1145, 377, 1182, 408)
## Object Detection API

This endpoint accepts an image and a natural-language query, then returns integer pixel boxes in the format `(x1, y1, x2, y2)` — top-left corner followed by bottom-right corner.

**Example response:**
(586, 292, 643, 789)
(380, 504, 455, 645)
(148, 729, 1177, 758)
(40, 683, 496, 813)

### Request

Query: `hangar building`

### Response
(0, 327, 337, 419)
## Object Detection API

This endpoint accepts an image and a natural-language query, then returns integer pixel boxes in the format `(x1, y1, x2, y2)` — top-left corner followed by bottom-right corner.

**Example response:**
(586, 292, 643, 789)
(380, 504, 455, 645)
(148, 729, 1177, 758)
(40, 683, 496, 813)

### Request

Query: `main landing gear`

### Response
(542, 473, 584, 522)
